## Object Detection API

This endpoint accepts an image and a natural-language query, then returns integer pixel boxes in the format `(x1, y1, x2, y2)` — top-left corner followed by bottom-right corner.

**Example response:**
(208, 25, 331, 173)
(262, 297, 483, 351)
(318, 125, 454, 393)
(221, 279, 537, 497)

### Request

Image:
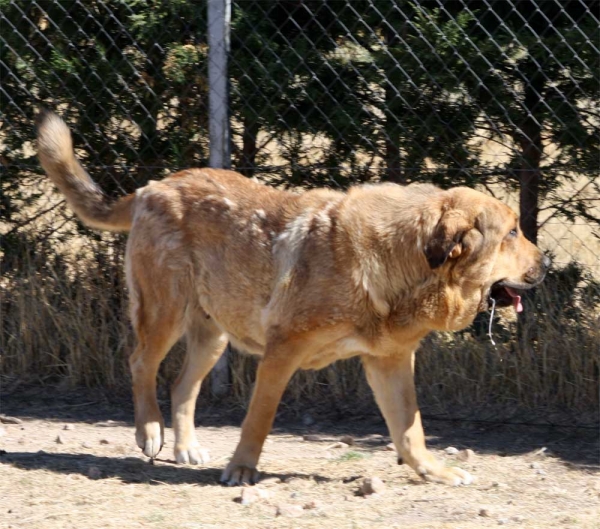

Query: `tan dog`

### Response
(37, 111, 549, 486)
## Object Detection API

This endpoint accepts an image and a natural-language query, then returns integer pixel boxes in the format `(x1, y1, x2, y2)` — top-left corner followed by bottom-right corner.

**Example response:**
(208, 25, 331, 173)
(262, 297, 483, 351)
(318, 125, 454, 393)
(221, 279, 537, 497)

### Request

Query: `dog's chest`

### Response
(299, 336, 372, 370)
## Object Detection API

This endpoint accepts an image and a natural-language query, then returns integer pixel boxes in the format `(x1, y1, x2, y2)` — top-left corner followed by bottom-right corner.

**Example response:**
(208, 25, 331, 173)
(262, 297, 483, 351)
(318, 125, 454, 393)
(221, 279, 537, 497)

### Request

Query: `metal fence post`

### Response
(208, 0, 232, 398)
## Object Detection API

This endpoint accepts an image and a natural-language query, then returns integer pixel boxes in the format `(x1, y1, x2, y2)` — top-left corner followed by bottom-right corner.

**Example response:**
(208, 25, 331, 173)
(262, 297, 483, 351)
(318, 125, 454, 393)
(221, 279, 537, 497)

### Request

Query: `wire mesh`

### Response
(3, 0, 596, 271)
(0, 0, 598, 410)
(226, 0, 599, 271)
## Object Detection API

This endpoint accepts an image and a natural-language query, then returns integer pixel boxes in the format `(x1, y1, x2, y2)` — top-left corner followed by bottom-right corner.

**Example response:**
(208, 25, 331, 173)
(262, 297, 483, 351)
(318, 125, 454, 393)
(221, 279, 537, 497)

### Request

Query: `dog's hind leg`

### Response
(171, 311, 228, 465)
(129, 291, 185, 459)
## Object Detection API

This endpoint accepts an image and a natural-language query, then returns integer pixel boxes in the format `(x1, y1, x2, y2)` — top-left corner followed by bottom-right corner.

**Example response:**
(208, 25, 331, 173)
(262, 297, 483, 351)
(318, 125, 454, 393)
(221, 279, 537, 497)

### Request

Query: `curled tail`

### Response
(36, 110, 134, 231)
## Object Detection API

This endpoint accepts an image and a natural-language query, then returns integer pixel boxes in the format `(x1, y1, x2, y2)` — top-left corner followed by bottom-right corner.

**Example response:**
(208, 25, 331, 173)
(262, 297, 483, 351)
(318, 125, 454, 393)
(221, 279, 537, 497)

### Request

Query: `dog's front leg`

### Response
(362, 353, 472, 486)
(220, 342, 302, 486)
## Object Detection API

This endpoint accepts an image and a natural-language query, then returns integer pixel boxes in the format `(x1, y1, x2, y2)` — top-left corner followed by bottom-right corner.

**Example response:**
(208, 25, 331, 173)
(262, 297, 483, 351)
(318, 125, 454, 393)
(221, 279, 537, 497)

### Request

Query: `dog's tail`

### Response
(36, 110, 134, 231)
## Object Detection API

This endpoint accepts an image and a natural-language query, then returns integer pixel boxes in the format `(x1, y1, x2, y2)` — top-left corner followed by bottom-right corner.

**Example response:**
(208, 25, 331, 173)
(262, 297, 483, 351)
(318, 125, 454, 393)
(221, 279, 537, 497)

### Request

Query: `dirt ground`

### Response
(1, 389, 598, 529)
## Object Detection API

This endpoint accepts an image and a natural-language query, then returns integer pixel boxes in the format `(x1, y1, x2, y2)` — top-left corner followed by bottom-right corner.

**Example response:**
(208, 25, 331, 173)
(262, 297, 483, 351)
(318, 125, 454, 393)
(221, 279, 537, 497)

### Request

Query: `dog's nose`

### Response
(541, 254, 551, 270)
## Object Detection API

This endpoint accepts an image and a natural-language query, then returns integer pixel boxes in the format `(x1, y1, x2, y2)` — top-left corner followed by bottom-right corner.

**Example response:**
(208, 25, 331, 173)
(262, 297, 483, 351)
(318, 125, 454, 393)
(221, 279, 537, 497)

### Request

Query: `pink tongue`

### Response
(505, 287, 523, 313)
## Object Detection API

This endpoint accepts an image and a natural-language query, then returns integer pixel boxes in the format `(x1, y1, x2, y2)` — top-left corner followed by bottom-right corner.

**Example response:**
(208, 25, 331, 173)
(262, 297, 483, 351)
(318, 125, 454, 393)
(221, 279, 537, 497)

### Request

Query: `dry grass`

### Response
(2, 237, 598, 426)
(2, 237, 131, 387)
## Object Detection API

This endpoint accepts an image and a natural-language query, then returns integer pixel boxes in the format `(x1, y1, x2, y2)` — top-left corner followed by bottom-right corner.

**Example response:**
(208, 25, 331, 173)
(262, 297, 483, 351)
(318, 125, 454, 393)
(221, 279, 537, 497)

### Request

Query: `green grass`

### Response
(332, 450, 371, 463)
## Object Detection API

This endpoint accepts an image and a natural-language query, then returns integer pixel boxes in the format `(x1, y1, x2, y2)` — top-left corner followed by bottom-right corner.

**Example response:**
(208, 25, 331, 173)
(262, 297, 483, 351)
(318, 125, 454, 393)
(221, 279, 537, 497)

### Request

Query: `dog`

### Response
(36, 111, 549, 486)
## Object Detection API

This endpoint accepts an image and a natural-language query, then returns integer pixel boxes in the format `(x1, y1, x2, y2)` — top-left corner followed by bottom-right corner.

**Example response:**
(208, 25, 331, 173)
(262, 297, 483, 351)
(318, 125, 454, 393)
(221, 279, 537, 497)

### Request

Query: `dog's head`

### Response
(423, 187, 550, 325)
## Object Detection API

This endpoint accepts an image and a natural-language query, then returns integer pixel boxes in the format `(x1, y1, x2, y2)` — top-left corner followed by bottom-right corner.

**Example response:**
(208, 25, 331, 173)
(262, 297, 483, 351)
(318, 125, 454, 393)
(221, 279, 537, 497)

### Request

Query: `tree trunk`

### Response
(519, 161, 540, 244)
(515, 68, 545, 337)
(383, 24, 404, 184)
(239, 118, 259, 177)
(516, 69, 545, 244)
(137, 66, 163, 185)
(137, 114, 160, 184)
(384, 102, 404, 183)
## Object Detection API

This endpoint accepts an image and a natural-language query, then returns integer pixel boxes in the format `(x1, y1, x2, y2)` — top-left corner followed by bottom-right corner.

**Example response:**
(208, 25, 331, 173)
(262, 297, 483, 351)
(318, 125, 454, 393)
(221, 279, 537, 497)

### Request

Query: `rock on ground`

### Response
(276, 503, 304, 517)
(239, 487, 270, 505)
(360, 477, 386, 496)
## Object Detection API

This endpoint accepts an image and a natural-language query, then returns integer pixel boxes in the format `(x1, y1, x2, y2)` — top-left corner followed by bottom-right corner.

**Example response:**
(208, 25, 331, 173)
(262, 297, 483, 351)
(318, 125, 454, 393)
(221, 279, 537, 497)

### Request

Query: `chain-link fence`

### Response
(226, 0, 600, 268)
(1, 1, 598, 419)
(2, 0, 598, 266)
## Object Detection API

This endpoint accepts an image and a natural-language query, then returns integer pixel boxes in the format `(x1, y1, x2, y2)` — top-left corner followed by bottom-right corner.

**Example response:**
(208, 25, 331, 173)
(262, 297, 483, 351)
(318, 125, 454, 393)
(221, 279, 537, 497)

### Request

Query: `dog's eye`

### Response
(509, 228, 518, 237)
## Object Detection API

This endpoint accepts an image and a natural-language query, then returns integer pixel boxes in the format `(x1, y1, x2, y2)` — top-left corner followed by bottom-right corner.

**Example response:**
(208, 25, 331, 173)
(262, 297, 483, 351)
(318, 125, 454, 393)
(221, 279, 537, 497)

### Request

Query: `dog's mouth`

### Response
(488, 281, 531, 313)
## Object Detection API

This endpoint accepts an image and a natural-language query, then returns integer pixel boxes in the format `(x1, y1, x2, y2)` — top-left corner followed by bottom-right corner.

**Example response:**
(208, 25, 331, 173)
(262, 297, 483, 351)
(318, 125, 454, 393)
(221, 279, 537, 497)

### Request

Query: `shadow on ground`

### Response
(1, 386, 598, 468)
(0, 450, 331, 486)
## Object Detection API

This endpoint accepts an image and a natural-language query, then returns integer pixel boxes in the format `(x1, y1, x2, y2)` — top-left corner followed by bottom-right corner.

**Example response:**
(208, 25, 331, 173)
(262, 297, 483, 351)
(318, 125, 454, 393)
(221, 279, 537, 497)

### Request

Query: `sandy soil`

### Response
(0, 389, 598, 529)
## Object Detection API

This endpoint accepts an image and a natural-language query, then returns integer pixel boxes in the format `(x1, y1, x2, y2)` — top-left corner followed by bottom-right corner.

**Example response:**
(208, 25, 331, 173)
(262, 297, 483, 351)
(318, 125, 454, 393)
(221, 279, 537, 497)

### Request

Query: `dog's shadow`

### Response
(0, 450, 329, 486)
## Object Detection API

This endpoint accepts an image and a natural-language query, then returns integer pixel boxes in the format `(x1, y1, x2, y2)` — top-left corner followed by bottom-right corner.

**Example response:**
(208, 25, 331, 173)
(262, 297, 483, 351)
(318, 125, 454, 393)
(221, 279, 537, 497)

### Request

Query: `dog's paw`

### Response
(220, 463, 259, 486)
(417, 463, 473, 486)
(135, 421, 163, 459)
(175, 445, 210, 465)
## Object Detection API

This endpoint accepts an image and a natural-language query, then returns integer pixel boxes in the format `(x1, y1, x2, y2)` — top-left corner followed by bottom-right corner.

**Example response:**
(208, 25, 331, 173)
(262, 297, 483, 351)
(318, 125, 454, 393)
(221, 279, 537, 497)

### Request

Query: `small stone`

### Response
(340, 435, 355, 446)
(491, 481, 508, 489)
(303, 500, 322, 510)
(239, 487, 269, 505)
(276, 503, 304, 517)
(498, 518, 509, 525)
(87, 466, 101, 479)
(512, 515, 525, 523)
(303, 434, 322, 442)
(530, 462, 541, 469)
(327, 442, 349, 449)
(535, 469, 546, 476)
(63, 424, 75, 431)
(99, 439, 110, 445)
(360, 477, 386, 496)
(385, 443, 396, 451)
(82, 442, 92, 449)
(445, 446, 459, 455)
(457, 449, 475, 462)
(479, 507, 492, 517)
(0, 416, 22, 425)
(55, 435, 64, 444)
(94, 420, 117, 427)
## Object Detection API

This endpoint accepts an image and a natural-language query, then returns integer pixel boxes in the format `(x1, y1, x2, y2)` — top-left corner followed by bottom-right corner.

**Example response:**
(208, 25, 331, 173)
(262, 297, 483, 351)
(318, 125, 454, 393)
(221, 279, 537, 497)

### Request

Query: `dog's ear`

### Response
(424, 208, 471, 269)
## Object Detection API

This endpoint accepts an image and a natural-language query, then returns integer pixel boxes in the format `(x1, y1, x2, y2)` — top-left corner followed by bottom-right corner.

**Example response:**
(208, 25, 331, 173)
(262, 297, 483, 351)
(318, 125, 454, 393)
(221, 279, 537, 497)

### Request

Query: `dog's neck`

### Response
(341, 184, 482, 331)
(341, 184, 442, 318)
